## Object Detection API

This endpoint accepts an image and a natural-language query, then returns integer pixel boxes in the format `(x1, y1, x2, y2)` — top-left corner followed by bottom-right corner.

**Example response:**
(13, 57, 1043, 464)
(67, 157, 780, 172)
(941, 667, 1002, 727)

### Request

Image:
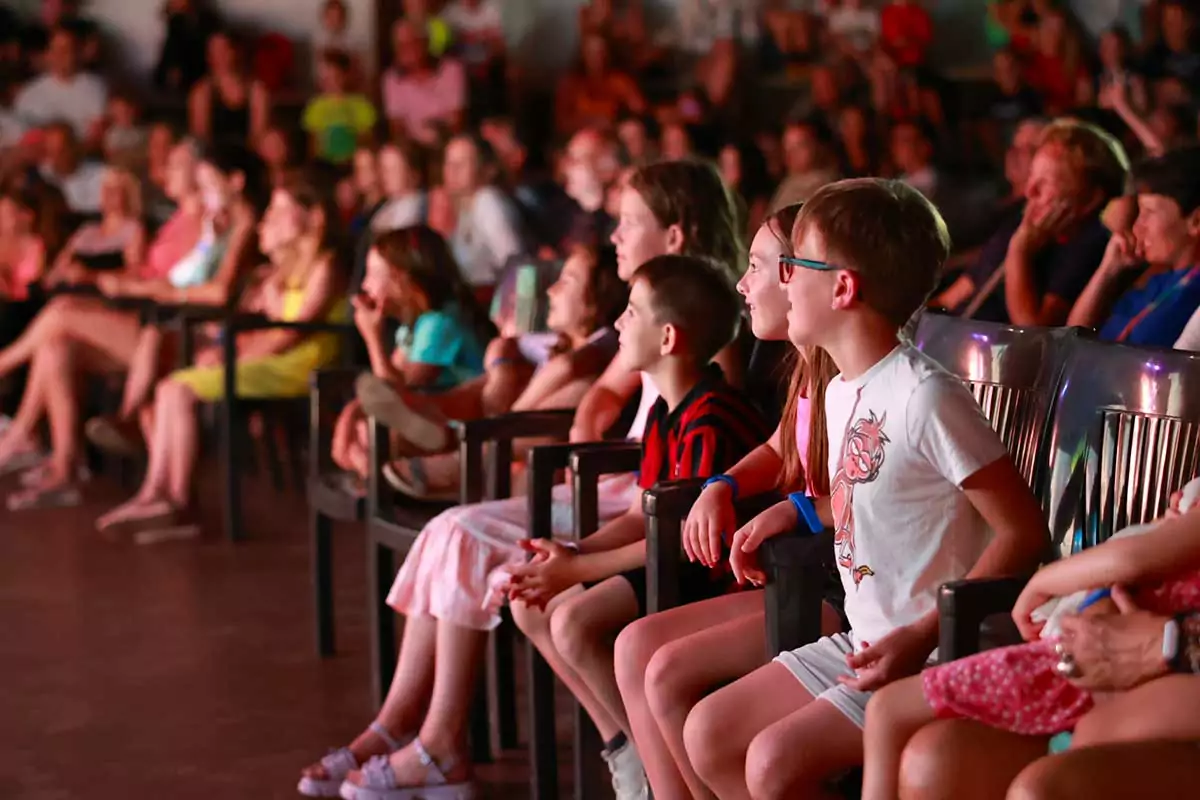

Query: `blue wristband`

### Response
(1076, 588, 1113, 613)
(788, 492, 823, 534)
(703, 474, 739, 500)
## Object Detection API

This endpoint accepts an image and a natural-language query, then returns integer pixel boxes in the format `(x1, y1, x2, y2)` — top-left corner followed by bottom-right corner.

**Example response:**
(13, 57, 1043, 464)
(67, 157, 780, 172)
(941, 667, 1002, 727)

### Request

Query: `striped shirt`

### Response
(638, 366, 770, 492)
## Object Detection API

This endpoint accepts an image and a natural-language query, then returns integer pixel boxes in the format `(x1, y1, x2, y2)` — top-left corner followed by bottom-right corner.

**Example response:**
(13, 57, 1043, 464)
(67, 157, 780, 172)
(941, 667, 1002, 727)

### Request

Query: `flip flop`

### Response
(382, 461, 458, 503)
(355, 374, 450, 454)
(299, 721, 410, 798)
(6, 482, 82, 511)
(96, 497, 177, 533)
(339, 739, 475, 800)
(0, 447, 46, 478)
(85, 416, 145, 458)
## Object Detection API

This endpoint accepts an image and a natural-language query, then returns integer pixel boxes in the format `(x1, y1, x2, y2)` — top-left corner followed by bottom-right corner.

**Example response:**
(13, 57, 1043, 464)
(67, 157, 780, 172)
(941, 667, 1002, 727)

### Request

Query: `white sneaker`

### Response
(602, 741, 648, 800)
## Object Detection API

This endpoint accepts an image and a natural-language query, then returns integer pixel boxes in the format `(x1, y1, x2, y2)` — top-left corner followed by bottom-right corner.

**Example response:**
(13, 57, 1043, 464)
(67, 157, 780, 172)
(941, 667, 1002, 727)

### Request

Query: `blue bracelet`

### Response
(702, 474, 739, 500)
(788, 492, 823, 534)
(1076, 588, 1113, 613)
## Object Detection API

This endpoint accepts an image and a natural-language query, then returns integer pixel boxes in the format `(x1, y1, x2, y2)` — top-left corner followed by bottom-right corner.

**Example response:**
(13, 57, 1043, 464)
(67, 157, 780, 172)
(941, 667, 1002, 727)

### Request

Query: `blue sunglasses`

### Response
(778, 255, 840, 284)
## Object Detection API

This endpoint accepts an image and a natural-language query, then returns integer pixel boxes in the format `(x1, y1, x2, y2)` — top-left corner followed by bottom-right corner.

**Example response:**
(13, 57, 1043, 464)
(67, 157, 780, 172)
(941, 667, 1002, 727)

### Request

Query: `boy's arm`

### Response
(571, 358, 640, 441)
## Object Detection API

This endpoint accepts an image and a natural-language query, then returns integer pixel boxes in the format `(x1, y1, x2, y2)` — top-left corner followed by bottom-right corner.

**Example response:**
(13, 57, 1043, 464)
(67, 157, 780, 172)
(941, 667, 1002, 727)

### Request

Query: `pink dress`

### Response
(923, 567, 1200, 735)
(138, 210, 202, 281)
(386, 373, 661, 631)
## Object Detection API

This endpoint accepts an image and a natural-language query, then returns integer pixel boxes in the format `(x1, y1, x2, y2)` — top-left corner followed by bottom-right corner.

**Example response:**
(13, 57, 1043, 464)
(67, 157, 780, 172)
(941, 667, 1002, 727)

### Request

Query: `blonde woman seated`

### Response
(95, 173, 346, 538)
(42, 166, 146, 287)
(0, 144, 257, 509)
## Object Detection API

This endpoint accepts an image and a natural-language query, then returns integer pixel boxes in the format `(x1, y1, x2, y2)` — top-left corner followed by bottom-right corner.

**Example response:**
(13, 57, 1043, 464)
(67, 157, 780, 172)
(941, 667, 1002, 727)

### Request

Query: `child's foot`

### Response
(355, 374, 450, 453)
(603, 739, 648, 800)
(95, 495, 175, 532)
(85, 415, 145, 458)
(6, 470, 82, 511)
(299, 721, 410, 798)
(0, 430, 45, 477)
(341, 738, 473, 799)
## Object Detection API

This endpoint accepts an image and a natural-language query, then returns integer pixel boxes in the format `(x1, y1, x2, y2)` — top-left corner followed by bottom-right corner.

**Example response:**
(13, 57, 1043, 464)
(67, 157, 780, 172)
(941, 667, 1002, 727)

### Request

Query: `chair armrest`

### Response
(571, 443, 642, 538)
(223, 313, 357, 336)
(761, 530, 835, 657)
(309, 367, 363, 479)
(452, 409, 576, 503)
(938, 576, 1031, 662)
(525, 440, 625, 541)
(642, 479, 706, 614)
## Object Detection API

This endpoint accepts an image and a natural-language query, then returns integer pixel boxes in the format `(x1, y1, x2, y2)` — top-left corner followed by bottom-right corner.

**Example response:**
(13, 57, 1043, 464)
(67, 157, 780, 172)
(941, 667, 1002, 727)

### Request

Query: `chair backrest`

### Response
(912, 314, 1074, 489)
(1043, 339, 1200, 557)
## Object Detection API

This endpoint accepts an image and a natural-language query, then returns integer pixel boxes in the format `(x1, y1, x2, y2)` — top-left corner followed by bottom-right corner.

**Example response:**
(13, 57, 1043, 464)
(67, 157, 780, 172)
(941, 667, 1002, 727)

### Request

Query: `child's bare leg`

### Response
(862, 676, 938, 800)
(745, 697, 863, 800)
(684, 663, 825, 800)
(1007, 740, 1200, 800)
(331, 400, 365, 471)
(480, 338, 535, 416)
(898, 720, 1049, 800)
(511, 586, 626, 741)
(548, 576, 641, 737)
(616, 591, 765, 800)
(118, 326, 165, 418)
(1071, 674, 1200, 748)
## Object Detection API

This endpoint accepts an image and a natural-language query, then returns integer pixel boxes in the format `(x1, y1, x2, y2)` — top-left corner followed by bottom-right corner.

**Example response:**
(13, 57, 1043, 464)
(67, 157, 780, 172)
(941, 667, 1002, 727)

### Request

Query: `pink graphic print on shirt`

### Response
(831, 410, 889, 587)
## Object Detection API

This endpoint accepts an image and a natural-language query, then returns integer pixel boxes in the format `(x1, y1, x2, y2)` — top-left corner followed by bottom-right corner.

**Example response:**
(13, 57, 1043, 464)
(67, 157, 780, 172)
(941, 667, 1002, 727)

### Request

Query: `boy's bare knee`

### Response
(643, 640, 693, 715)
(898, 723, 954, 798)
(613, 617, 657, 692)
(1007, 757, 1069, 800)
(683, 695, 730, 783)
(745, 730, 792, 800)
(548, 599, 598, 668)
(510, 601, 548, 640)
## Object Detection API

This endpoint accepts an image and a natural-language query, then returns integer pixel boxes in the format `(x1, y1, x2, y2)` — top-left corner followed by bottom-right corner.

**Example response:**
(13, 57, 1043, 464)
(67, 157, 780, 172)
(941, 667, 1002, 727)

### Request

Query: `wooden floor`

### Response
(0, 460, 576, 800)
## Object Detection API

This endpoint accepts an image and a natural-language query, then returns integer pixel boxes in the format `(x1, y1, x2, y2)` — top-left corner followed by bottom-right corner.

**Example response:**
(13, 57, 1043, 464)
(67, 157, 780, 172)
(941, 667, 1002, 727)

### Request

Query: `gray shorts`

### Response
(773, 633, 871, 729)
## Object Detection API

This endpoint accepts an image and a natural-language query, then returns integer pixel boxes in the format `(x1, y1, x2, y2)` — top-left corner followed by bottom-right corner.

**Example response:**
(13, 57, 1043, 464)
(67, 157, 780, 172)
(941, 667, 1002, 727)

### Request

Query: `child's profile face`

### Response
(258, 188, 307, 254)
(610, 186, 671, 281)
(738, 224, 791, 341)
(546, 252, 593, 334)
(258, 129, 289, 167)
(319, 61, 348, 93)
(0, 197, 24, 235)
(362, 248, 395, 308)
(614, 277, 663, 372)
(378, 146, 412, 197)
(323, 1, 347, 32)
(353, 149, 379, 195)
(785, 224, 837, 348)
(109, 97, 136, 126)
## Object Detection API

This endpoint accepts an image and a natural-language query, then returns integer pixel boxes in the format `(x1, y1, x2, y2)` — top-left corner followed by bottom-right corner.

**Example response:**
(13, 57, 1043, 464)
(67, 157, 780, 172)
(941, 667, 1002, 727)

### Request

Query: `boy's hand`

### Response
(839, 622, 936, 692)
(1012, 577, 1054, 641)
(506, 539, 580, 609)
(684, 481, 736, 567)
(729, 500, 798, 587)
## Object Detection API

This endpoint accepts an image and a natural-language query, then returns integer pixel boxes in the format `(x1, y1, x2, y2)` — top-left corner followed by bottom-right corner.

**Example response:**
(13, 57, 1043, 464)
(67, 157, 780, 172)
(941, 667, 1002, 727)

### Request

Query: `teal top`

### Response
(395, 303, 486, 390)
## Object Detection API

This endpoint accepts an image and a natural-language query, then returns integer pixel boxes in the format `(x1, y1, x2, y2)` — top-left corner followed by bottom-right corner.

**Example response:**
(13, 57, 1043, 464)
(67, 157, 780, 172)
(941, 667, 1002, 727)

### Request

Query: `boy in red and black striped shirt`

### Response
(507, 254, 769, 773)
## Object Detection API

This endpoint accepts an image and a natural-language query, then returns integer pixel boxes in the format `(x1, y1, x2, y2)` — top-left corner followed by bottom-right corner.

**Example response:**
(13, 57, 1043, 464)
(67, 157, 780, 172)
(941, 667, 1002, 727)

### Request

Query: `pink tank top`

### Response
(794, 395, 820, 495)
(139, 211, 202, 281)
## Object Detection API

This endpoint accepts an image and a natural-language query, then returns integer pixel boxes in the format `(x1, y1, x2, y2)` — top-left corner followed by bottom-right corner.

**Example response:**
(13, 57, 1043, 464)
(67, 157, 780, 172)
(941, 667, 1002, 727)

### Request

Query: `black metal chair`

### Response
(940, 337, 1200, 661)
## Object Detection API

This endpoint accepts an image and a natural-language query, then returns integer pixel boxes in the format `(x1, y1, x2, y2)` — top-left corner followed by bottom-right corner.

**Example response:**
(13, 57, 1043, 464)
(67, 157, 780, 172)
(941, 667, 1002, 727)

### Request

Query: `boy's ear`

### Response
(660, 321, 681, 356)
(830, 270, 862, 311)
(664, 223, 685, 255)
(1186, 207, 1200, 239)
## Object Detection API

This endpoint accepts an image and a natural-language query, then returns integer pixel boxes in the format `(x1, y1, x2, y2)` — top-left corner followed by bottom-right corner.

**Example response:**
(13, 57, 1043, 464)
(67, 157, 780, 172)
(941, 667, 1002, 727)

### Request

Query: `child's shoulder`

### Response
(677, 370, 770, 436)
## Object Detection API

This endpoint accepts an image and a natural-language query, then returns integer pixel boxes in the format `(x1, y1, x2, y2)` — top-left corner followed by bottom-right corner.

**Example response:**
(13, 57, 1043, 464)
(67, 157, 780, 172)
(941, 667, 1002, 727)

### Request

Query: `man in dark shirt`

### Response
(930, 119, 1127, 326)
(1142, 1, 1200, 88)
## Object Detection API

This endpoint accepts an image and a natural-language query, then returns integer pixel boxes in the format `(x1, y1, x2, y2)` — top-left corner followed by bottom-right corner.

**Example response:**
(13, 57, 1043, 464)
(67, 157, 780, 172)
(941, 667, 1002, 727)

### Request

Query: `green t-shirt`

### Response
(302, 93, 377, 164)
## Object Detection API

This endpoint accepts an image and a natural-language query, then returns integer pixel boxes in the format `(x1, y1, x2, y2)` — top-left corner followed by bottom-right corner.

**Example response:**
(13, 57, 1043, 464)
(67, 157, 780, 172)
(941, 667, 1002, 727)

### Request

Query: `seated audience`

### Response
(613, 204, 839, 799)
(1142, 1, 1200, 90)
(1024, 9, 1089, 116)
(555, 32, 646, 136)
(680, 179, 1047, 798)
(188, 30, 269, 147)
(931, 119, 1129, 326)
(382, 19, 466, 146)
(510, 253, 768, 800)
(153, 0, 220, 92)
(328, 225, 491, 487)
(38, 121, 106, 215)
(12, 26, 105, 148)
(0, 185, 58, 349)
(303, 49, 376, 167)
(1068, 146, 1200, 346)
(880, 0, 934, 69)
(443, 134, 524, 290)
(369, 142, 428, 234)
(300, 159, 744, 800)
(865, 473, 1200, 800)
(718, 140, 773, 235)
(102, 92, 147, 169)
(769, 117, 841, 209)
(94, 173, 346, 537)
(348, 243, 625, 501)
(43, 166, 144, 285)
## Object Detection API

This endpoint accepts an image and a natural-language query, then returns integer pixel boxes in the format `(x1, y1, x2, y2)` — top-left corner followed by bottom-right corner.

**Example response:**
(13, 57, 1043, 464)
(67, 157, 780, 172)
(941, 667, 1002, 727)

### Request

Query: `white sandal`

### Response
(298, 721, 409, 798)
(339, 739, 474, 800)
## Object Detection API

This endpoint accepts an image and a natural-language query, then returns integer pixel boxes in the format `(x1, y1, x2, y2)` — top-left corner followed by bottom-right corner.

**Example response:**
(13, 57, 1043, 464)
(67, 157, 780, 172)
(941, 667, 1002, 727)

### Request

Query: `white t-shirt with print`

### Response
(825, 344, 1007, 649)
